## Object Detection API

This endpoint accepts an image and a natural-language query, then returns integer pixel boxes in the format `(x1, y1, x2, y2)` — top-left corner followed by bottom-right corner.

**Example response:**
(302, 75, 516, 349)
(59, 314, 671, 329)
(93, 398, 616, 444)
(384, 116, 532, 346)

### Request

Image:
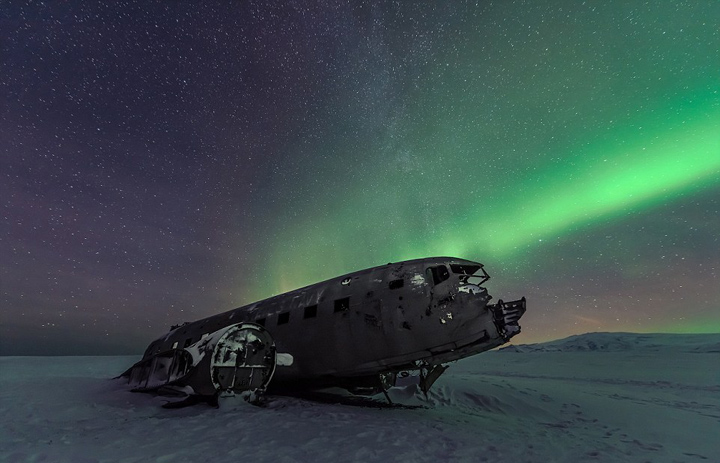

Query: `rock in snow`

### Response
(1, 332, 718, 463)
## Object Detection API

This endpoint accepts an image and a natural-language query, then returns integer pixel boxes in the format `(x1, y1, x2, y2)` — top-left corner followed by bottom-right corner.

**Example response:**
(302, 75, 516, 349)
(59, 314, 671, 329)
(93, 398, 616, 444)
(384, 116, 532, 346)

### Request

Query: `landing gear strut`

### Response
(378, 372, 396, 404)
(419, 364, 448, 397)
(376, 363, 449, 404)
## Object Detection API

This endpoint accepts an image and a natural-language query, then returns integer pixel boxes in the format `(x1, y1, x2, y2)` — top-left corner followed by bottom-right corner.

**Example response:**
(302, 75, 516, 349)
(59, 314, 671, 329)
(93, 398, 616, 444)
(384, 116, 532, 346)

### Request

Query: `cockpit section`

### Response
(425, 264, 450, 285)
(449, 263, 490, 286)
(425, 262, 491, 288)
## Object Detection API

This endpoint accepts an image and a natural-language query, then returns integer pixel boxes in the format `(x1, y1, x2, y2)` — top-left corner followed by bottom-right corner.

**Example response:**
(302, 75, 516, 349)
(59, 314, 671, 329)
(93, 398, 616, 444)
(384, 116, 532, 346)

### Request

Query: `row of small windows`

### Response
(165, 265, 466, 351)
(253, 297, 351, 328)
(251, 272, 434, 329)
(166, 266, 470, 350)
(169, 297, 347, 349)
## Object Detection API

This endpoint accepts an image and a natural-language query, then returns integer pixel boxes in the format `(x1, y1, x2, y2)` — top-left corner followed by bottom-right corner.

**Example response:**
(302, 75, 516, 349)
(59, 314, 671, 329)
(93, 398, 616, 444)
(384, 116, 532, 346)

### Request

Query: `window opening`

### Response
(255, 317, 266, 327)
(334, 297, 350, 312)
(427, 265, 450, 285)
(389, 279, 404, 290)
(304, 305, 318, 319)
(450, 264, 482, 275)
(277, 312, 290, 325)
(449, 264, 489, 285)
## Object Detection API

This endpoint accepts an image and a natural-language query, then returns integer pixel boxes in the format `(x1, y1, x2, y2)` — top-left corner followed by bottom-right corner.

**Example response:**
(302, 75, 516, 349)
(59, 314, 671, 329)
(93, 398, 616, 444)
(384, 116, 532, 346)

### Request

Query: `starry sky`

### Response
(2, 1, 719, 355)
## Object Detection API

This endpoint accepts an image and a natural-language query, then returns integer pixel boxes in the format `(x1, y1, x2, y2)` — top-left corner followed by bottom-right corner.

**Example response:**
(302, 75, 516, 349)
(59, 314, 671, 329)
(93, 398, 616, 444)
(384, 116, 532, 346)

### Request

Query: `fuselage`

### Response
(140, 257, 521, 388)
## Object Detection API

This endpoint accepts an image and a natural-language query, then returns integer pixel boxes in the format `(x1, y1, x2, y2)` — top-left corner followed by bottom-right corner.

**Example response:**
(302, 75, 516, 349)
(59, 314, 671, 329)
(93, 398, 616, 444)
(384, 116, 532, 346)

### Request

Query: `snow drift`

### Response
(1, 332, 718, 463)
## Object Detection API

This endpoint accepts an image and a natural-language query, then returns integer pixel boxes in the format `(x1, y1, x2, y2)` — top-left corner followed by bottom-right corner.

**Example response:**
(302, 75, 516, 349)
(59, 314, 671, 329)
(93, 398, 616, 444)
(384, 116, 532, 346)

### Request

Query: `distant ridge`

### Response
(499, 332, 720, 353)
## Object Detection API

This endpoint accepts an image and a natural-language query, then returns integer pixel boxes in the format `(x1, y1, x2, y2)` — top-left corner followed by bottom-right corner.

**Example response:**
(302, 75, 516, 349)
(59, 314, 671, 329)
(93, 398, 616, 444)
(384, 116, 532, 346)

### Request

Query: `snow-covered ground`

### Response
(1, 332, 718, 463)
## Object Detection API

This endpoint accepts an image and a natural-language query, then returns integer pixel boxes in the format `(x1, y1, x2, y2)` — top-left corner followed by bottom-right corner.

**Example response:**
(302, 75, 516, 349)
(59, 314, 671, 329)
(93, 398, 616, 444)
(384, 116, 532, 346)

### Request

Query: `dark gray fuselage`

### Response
(141, 257, 513, 387)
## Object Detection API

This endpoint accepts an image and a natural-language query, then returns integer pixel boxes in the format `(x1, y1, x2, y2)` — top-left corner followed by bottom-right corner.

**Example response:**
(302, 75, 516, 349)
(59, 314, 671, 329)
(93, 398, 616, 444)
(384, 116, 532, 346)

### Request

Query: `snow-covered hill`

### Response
(1, 333, 718, 463)
(498, 332, 720, 353)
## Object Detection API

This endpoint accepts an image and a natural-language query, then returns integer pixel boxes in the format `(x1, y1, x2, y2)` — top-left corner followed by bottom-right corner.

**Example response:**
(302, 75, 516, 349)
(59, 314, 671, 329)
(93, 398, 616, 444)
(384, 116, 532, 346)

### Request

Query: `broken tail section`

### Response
(121, 323, 282, 406)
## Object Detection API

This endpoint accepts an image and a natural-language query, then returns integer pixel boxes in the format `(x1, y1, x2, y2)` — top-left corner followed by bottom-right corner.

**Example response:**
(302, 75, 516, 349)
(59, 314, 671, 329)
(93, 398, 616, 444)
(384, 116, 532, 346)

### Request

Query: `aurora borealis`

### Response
(2, 1, 719, 355)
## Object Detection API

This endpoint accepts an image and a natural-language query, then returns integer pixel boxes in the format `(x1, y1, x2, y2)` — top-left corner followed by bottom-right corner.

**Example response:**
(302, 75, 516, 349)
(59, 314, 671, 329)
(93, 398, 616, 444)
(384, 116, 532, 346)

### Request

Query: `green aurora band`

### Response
(237, 2, 720, 343)
(262, 104, 719, 297)
(454, 110, 720, 259)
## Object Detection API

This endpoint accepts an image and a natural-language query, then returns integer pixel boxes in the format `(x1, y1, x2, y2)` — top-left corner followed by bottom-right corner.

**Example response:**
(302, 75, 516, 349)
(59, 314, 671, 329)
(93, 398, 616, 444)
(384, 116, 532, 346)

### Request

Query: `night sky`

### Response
(2, 1, 719, 356)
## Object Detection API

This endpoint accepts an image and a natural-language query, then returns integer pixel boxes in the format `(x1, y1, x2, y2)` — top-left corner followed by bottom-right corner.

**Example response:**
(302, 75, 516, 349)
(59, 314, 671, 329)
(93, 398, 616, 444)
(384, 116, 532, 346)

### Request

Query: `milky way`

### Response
(2, 1, 719, 354)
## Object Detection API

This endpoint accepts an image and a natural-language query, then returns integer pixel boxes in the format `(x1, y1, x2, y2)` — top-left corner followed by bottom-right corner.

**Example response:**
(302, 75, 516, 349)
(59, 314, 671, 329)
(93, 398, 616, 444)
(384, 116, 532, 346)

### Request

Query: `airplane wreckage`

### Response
(121, 257, 526, 407)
